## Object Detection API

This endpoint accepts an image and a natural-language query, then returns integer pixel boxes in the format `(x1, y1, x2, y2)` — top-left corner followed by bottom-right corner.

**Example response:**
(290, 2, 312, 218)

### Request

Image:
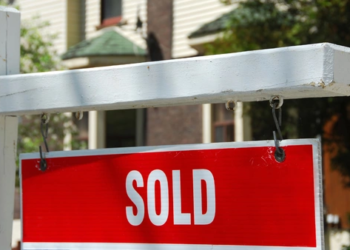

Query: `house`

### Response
(15, 0, 249, 152)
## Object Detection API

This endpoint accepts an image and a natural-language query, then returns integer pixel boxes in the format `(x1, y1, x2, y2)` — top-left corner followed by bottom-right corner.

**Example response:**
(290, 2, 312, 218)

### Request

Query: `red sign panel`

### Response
(20, 140, 323, 250)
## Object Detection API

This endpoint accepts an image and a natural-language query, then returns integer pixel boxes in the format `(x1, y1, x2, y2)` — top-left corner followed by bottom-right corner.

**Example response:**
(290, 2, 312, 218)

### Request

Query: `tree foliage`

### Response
(20, 17, 62, 73)
(207, 0, 350, 184)
(17, 17, 85, 154)
(0, 2, 86, 186)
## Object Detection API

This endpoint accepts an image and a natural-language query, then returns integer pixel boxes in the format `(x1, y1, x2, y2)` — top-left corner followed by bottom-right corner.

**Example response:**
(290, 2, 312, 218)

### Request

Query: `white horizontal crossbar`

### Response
(1, 43, 350, 115)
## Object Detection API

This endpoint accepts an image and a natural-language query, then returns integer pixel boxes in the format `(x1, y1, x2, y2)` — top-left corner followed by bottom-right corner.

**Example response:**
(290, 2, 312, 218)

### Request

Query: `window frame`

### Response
(100, 0, 122, 28)
(212, 104, 235, 142)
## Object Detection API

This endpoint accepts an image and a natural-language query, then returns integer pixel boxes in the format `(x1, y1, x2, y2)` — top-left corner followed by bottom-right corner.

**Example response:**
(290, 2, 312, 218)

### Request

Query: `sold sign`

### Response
(20, 140, 323, 250)
(126, 169, 215, 226)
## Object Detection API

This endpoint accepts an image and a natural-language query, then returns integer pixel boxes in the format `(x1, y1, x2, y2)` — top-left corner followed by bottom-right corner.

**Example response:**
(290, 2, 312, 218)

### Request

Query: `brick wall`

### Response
(145, 0, 203, 146)
(147, 0, 173, 60)
(146, 105, 203, 146)
(146, 0, 203, 145)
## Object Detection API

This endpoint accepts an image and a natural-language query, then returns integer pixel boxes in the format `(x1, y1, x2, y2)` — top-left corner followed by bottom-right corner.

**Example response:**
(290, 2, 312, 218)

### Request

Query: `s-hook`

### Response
(39, 113, 50, 171)
(75, 111, 84, 120)
(269, 96, 285, 162)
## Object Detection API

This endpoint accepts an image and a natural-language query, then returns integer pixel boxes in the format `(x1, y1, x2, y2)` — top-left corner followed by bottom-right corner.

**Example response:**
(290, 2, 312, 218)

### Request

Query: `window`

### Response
(101, 0, 122, 27)
(105, 110, 136, 148)
(212, 104, 234, 142)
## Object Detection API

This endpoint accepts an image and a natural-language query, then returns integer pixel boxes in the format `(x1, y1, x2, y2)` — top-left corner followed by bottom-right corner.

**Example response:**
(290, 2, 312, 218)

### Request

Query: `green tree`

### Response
(20, 16, 61, 73)
(207, 0, 350, 183)
(17, 16, 84, 154)
(0, 2, 86, 186)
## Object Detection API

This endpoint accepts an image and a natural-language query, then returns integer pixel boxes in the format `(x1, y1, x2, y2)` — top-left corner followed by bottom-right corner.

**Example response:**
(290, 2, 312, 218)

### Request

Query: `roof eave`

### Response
(62, 55, 147, 69)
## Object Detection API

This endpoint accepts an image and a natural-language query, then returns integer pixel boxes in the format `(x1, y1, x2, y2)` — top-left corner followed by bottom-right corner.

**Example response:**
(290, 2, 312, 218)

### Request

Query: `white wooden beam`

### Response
(0, 43, 350, 115)
(0, 6, 20, 250)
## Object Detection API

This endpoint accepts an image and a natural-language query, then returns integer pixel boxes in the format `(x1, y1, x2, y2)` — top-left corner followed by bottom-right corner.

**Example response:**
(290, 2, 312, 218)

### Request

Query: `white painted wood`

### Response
(0, 7, 20, 250)
(0, 116, 18, 250)
(88, 111, 98, 149)
(0, 43, 349, 115)
(85, 0, 100, 39)
(121, 0, 147, 49)
(88, 111, 105, 149)
(234, 102, 243, 142)
(0, 8, 6, 75)
(202, 104, 212, 143)
(21, 242, 322, 250)
(233, 102, 252, 142)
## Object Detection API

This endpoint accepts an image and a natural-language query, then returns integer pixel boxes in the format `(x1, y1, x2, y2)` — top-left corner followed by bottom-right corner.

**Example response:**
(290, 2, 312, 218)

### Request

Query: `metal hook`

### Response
(273, 131, 285, 162)
(39, 113, 50, 171)
(271, 102, 283, 141)
(225, 100, 236, 111)
(270, 96, 285, 162)
(39, 146, 47, 171)
(75, 111, 84, 120)
(41, 113, 50, 125)
(40, 114, 49, 153)
(269, 95, 283, 109)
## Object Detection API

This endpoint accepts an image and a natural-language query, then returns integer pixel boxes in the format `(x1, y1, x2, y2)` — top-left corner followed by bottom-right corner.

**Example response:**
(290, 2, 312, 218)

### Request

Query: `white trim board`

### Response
(22, 243, 321, 250)
(0, 6, 20, 250)
(20, 138, 318, 159)
(0, 43, 350, 115)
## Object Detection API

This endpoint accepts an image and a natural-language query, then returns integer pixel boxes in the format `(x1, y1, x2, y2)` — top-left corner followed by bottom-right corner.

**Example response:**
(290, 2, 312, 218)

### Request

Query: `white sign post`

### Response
(0, 6, 20, 250)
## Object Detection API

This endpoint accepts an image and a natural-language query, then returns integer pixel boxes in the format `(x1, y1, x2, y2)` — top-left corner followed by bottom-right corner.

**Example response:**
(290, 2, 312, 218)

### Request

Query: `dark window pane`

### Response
(215, 126, 225, 142)
(106, 110, 136, 148)
(225, 124, 234, 141)
(102, 0, 122, 20)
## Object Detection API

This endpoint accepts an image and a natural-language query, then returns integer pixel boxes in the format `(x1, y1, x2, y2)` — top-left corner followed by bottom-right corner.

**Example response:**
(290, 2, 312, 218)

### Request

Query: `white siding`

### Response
(119, 0, 147, 49)
(16, 0, 146, 56)
(85, 0, 100, 39)
(15, 0, 233, 58)
(173, 0, 235, 58)
(17, 0, 67, 54)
